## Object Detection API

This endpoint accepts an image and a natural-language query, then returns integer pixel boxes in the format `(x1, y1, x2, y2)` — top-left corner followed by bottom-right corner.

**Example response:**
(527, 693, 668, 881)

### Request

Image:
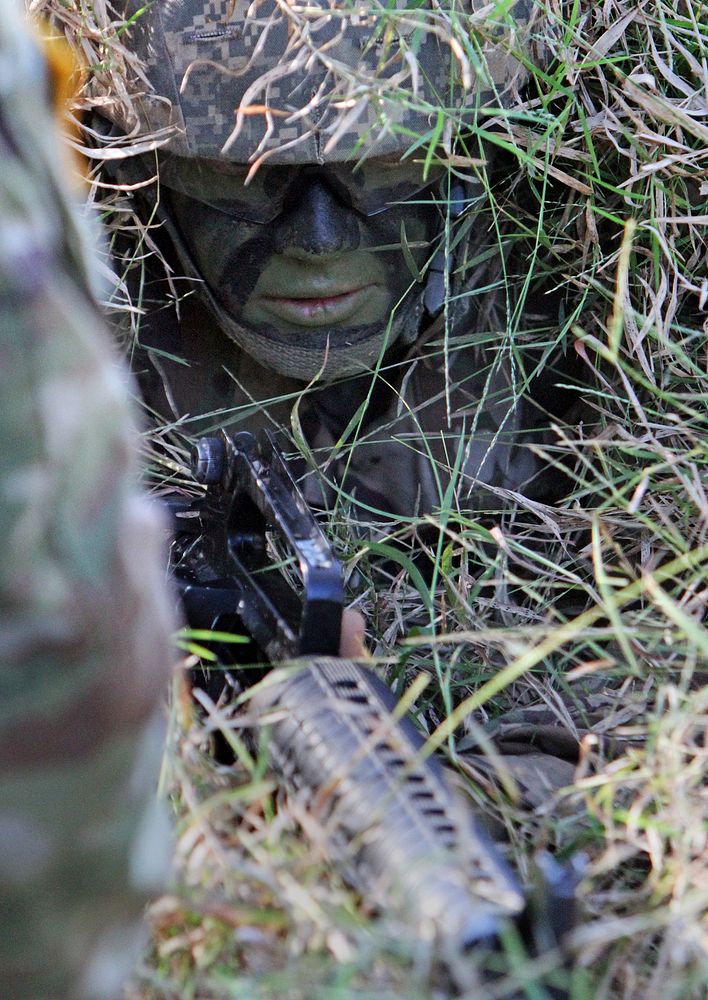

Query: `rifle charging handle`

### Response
(192, 436, 226, 486)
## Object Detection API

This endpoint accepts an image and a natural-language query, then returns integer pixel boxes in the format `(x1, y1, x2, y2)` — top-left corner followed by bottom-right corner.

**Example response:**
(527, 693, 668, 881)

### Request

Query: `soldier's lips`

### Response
(258, 285, 373, 327)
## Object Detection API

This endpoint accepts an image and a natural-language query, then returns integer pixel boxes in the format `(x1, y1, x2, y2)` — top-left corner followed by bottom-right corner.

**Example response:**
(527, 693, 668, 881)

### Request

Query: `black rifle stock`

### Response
(166, 430, 530, 949)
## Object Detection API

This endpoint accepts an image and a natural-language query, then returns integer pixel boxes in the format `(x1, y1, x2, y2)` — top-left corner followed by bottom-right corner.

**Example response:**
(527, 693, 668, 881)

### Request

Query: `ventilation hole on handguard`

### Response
(410, 789, 435, 800)
(434, 824, 456, 836)
(333, 679, 359, 689)
(405, 773, 426, 784)
(421, 807, 446, 818)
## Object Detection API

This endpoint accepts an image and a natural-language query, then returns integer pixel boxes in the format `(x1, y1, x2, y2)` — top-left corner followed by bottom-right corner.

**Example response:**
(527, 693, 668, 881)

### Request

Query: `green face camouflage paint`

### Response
(162, 161, 442, 378)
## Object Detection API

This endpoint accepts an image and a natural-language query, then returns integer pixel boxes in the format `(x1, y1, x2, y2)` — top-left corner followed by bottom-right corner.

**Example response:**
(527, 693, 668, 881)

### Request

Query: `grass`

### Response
(33, 0, 708, 996)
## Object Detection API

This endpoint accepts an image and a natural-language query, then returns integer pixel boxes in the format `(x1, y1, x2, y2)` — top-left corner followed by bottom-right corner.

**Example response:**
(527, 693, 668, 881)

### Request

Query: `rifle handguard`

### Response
(250, 657, 525, 947)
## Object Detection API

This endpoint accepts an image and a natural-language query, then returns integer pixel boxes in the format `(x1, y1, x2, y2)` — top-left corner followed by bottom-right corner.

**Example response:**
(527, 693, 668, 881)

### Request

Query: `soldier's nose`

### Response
(274, 177, 360, 258)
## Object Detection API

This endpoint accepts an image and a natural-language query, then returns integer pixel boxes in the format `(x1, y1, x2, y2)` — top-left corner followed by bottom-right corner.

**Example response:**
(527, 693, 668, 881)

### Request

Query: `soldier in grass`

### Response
(94, 3, 581, 789)
(96, 0, 574, 515)
(0, 4, 175, 997)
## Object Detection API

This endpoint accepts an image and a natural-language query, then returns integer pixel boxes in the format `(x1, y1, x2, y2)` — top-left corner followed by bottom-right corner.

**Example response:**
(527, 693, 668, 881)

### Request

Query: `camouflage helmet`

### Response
(113, 0, 536, 167)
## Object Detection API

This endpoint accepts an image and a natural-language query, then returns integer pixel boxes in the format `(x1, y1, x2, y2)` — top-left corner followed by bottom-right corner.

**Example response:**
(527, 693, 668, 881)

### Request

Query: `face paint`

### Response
(161, 162, 442, 380)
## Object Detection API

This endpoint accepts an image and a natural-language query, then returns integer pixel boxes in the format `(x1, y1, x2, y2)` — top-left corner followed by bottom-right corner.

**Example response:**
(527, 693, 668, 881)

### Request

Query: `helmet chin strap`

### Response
(422, 248, 450, 319)
(422, 177, 470, 321)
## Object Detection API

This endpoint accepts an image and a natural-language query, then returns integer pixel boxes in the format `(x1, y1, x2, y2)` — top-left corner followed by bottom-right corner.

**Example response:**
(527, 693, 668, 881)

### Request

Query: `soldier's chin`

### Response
(217, 312, 402, 382)
(236, 330, 392, 382)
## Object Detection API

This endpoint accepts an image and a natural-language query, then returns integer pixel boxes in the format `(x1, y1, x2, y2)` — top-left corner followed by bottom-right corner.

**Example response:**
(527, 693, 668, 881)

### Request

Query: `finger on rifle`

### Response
(339, 608, 368, 659)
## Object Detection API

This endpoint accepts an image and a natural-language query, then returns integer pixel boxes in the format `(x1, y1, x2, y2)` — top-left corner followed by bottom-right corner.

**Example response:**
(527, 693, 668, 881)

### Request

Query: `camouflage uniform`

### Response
(0, 5, 175, 997)
(134, 289, 555, 517)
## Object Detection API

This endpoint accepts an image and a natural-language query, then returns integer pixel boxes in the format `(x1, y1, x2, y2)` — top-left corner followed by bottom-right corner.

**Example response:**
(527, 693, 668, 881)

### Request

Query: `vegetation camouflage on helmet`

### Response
(120, 0, 535, 164)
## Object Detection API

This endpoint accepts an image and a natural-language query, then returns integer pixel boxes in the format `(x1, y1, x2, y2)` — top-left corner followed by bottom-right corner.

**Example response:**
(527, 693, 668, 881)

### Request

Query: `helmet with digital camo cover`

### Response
(105, 0, 538, 380)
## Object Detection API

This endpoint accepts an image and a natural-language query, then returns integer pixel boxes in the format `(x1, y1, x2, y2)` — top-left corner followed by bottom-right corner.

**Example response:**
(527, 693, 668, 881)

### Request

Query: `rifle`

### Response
(165, 430, 562, 953)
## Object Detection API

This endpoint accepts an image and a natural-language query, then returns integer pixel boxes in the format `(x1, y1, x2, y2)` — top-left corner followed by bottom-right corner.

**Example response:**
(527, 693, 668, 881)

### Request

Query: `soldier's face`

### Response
(161, 158, 443, 379)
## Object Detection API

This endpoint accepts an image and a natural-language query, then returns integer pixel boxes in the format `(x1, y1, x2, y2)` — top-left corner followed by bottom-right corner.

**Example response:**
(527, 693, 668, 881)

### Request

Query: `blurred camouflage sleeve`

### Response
(0, 4, 176, 998)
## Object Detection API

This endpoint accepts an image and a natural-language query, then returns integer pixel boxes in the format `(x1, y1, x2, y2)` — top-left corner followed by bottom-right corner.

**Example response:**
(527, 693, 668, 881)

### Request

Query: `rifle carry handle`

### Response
(167, 430, 343, 663)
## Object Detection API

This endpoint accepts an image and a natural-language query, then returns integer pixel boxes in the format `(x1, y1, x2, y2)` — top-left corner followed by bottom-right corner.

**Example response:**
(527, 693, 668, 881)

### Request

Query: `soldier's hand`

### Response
(340, 608, 368, 658)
